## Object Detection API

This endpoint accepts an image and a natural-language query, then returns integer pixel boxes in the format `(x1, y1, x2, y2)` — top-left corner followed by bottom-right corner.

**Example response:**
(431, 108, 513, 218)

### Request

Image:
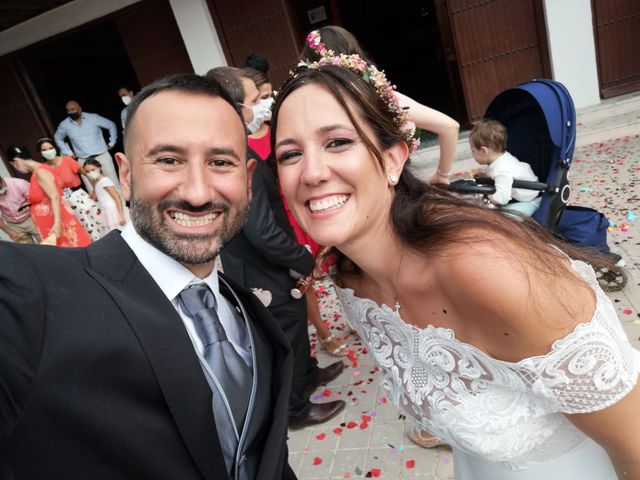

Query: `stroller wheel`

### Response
(594, 265, 627, 292)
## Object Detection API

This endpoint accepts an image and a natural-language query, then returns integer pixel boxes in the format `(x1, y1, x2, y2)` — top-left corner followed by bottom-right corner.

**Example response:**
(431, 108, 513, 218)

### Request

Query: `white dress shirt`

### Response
(120, 223, 252, 364)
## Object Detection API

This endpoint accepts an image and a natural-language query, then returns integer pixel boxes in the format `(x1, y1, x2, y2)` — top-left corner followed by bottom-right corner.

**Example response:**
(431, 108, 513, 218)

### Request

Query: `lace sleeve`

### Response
(335, 286, 359, 332)
(534, 263, 639, 413)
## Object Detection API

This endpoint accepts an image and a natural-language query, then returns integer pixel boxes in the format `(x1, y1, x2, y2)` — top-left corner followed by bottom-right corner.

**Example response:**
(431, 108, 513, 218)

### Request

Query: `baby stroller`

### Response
(450, 79, 626, 291)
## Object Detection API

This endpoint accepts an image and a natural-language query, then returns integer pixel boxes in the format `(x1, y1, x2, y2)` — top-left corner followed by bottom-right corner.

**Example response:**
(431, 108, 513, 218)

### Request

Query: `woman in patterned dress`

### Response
(8, 145, 91, 247)
(36, 137, 105, 240)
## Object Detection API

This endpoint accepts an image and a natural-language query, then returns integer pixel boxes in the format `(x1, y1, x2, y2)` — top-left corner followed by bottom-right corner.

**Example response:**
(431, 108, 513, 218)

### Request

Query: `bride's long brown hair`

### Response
(270, 66, 610, 281)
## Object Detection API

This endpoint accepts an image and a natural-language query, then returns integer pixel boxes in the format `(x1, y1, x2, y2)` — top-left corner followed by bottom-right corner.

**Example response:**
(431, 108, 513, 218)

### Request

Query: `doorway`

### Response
(336, 0, 467, 129)
(21, 20, 139, 152)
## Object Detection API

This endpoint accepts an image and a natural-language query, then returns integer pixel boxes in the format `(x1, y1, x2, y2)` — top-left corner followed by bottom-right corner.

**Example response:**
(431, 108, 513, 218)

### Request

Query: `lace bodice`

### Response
(337, 259, 639, 466)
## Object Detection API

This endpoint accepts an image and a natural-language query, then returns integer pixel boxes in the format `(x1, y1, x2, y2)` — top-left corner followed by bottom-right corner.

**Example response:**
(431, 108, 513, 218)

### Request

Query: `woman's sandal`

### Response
(406, 426, 448, 449)
(318, 334, 349, 357)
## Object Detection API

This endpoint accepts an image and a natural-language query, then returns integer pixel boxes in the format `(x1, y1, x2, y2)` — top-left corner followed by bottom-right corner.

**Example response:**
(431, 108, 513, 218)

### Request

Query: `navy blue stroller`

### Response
(450, 79, 626, 291)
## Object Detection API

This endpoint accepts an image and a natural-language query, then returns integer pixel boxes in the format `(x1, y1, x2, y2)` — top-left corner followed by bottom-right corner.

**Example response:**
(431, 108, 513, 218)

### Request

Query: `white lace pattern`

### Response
(337, 259, 639, 466)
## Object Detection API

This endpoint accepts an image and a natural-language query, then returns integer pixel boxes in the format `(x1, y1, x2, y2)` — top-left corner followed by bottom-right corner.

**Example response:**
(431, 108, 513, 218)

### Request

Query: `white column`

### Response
(543, 0, 601, 108)
(168, 0, 227, 74)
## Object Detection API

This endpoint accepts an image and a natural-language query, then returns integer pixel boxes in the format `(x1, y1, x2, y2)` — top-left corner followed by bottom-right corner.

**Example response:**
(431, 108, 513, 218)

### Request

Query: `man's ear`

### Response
(384, 141, 410, 184)
(115, 152, 131, 202)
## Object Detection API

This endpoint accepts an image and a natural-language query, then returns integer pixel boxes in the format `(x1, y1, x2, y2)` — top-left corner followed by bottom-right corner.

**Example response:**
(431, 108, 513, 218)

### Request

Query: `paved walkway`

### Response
(288, 123, 640, 479)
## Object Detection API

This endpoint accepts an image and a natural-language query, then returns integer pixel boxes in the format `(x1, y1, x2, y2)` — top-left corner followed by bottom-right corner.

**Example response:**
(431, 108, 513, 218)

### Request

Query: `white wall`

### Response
(0, 0, 142, 56)
(543, 0, 601, 109)
(169, 0, 227, 74)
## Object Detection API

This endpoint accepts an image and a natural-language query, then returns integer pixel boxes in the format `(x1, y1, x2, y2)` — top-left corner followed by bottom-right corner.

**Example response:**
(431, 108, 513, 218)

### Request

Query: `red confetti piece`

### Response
(346, 421, 358, 429)
(371, 468, 382, 477)
(322, 389, 332, 397)
(362, 414, 372, 422)
(313, 457, 322, 465)
(344, 473, 351, 478)
(316, 433, 327, 441)
(406, 459, 415, 469)
(623, 309, 633, 315)
(359, 421, 368, 429)
(333, 427, 343, 435)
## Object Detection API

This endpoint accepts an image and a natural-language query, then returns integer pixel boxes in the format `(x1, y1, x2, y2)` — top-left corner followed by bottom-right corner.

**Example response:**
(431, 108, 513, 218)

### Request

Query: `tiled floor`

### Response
(288, 132, 640, 479)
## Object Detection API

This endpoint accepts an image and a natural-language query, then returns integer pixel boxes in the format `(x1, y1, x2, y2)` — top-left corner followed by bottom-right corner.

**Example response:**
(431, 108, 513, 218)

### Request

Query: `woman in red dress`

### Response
(8, 145, 91, 247)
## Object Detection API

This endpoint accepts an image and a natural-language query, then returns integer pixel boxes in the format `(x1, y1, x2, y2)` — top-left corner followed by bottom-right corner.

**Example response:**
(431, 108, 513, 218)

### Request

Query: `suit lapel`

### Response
(85, 232, 226, 480)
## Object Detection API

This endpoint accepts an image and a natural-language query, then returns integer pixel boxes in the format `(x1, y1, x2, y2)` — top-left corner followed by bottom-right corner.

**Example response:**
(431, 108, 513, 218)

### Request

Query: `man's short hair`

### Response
(123, 73, 243, 151)
(204, 67, 248, 105)
(244, 53, 269, 74)
(469, 119, 507, 153)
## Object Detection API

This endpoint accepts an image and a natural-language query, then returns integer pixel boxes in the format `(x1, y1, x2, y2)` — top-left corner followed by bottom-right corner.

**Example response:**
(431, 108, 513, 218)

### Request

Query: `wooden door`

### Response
(444, 0, 550, 120)
(0, 58, 50, 173)
(592, 0, 640, 98)
(115, 0, 193, 88)
(206, 0, 300, 88)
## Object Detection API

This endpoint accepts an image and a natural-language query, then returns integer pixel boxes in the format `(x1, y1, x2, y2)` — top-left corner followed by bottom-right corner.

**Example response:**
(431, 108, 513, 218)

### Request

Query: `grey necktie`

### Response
(179, 283, 252, 429)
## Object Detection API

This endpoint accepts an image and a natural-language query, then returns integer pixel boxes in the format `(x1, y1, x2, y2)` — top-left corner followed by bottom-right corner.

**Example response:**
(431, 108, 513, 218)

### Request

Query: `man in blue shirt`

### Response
(54, 100, 120, 192)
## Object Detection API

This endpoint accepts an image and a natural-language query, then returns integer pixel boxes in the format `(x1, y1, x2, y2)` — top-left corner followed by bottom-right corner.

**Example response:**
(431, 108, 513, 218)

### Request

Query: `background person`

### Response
(37, 137, 105, 240)
(208, 66, 346, 430)
(469, 119, 541, 215)
(0, 175, 41, 243)
(301, 26, 460, 185)
(54, 99, 120, 192)
(83, 158, 128, 232)
(117, 85, 135, 132)
(271, 60, 640, 479)
(8, 145, 91, 247)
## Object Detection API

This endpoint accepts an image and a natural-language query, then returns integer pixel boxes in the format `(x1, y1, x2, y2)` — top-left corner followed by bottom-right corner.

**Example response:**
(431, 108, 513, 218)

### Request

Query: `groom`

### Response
(0, 74, 296, 479)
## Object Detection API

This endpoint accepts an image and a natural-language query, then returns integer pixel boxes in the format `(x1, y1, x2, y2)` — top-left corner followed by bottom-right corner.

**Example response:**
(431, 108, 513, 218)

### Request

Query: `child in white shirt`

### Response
(469, 119, 541, 216)
(83, 159, 128, 232)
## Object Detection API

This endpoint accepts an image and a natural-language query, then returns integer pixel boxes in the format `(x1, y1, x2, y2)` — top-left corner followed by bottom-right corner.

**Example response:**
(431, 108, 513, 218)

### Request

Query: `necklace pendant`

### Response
(394, 299, 401, 312)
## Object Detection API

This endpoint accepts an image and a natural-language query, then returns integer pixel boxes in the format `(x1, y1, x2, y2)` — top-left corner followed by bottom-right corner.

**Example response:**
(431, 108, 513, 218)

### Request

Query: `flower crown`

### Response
(300, 30, 419, 153)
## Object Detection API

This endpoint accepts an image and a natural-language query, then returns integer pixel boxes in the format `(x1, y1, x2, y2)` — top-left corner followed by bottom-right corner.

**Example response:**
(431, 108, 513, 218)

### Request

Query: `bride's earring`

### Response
(388, 173, 399, 185)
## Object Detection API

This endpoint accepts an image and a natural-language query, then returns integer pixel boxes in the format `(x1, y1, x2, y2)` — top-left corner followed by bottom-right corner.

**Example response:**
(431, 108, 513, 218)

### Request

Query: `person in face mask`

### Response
(117, 86, 136, 132)
(0, 173, 41, 244)
(53, 100, 120, 194)
(7, 144, 91, 247)
(37, 137, 105, 240)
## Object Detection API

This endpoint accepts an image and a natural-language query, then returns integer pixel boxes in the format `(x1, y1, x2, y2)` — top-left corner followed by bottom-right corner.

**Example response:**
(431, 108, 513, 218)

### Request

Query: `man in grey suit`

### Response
(0, 74, 296, 480)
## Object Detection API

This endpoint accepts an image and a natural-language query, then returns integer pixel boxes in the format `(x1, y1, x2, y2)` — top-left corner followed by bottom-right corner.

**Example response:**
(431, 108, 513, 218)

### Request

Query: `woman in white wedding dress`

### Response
(269, 48, 640, 479)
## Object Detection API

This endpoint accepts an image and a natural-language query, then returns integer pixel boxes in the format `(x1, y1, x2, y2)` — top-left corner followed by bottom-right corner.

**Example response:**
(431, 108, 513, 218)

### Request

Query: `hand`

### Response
(469, 167, 487, 178)
(49, 222, 62, 237)
(7, 229, 22, 243)
(428, 171, 451, 185)
(90, 192, 97, 201)
(118, 217, 127, 226)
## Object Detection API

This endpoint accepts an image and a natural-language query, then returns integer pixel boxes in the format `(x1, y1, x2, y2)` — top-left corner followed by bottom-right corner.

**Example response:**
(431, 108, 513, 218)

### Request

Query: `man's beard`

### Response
(129, 186, 248, 265)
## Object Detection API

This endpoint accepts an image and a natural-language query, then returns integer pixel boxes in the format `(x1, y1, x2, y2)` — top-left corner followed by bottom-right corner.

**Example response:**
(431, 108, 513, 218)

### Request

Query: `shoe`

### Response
(318, 333, 348, 357)
(306, 360, 345, 394)
(288, 400, 346, 430)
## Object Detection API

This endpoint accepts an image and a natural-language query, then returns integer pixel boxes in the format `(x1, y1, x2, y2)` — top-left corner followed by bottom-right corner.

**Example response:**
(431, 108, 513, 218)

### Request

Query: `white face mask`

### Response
(86, 170, 101, 181)
(121, 95, 132, 106)
(41, 149, 56, 160)
(245, 97, 274, 134)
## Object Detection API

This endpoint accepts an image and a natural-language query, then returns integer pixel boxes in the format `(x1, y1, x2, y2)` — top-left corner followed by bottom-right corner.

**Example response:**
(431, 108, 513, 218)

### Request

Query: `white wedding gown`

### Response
(336, 258, 639, 479)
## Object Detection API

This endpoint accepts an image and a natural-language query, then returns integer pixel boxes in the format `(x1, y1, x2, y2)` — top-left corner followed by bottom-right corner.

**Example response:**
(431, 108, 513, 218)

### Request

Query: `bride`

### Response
(269, 49, 640, 478)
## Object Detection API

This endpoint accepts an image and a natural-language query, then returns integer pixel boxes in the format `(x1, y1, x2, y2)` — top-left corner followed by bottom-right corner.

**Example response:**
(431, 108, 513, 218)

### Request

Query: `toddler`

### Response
(469, 119, 541, 215)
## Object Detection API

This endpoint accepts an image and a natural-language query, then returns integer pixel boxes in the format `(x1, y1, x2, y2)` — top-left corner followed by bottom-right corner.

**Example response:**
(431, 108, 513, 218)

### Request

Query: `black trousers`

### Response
(268, 297, 318, 419)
